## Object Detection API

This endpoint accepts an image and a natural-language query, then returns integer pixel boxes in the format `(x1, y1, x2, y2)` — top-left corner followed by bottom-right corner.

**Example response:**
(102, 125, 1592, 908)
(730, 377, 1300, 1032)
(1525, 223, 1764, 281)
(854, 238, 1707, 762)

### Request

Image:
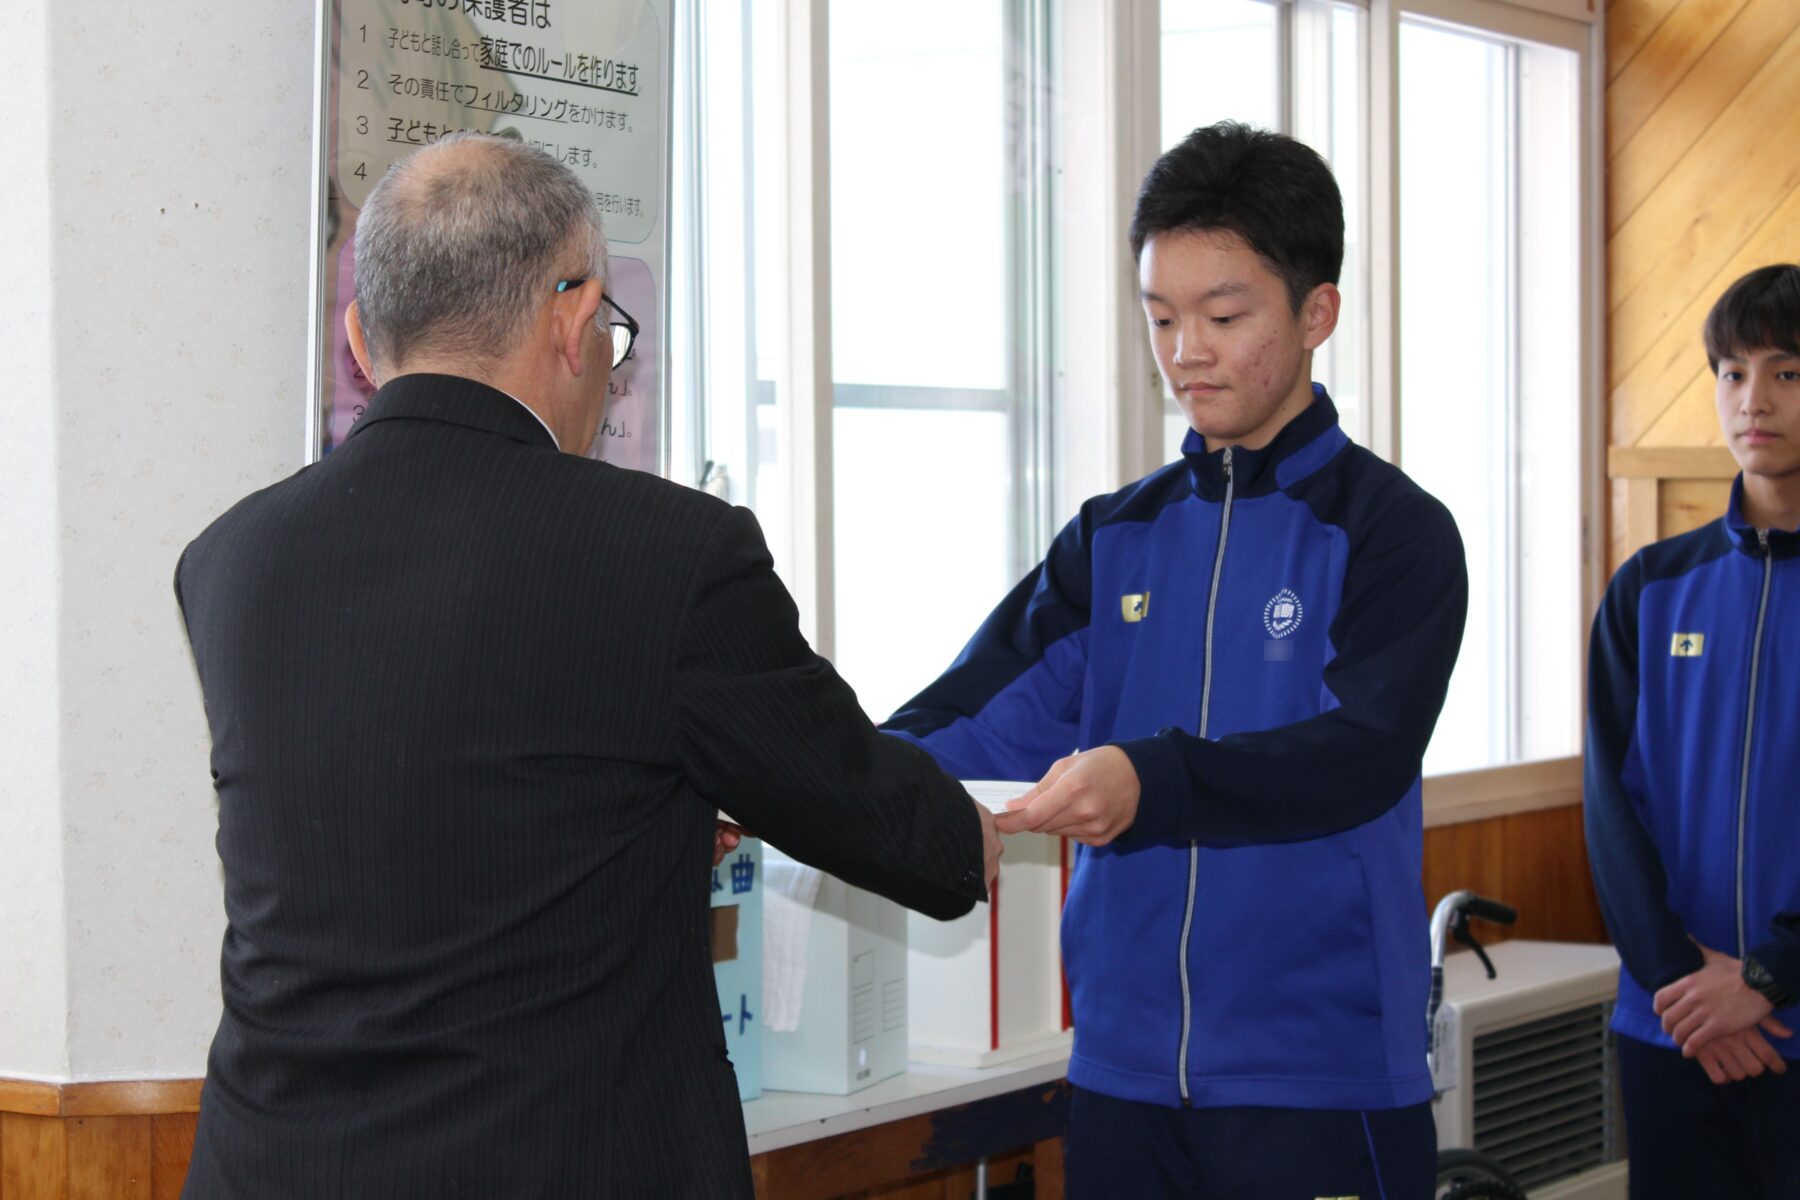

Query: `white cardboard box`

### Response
(760, 874, 909, 1095)
(907, 830, 1071, 1067)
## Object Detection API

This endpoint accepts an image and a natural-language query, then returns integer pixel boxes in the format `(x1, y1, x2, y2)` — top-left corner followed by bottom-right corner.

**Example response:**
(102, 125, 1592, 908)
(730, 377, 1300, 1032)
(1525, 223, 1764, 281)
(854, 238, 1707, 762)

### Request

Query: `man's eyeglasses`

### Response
(555, 278, 638, 369)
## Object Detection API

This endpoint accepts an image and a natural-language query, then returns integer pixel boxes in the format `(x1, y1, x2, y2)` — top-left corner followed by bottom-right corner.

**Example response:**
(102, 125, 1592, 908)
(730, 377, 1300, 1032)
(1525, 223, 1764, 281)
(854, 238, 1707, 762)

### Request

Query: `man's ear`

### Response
(552, 278, 603, 377)
(346, 300, 379, 386)
(1300, 282, 1341, 351)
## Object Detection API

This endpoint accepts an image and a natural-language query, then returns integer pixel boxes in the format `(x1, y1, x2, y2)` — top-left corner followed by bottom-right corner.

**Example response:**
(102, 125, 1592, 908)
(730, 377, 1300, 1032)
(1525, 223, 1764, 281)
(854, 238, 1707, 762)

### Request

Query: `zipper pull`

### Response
(1222, 445, 1233, 483)
(1758, 529, 1770, 556)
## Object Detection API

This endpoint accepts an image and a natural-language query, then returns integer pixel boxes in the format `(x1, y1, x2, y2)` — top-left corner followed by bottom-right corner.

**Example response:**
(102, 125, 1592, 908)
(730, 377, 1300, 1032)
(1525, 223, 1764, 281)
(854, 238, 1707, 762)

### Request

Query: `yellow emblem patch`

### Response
(1671, 632, 1705, 658)
(1121, 593, 1150, 623)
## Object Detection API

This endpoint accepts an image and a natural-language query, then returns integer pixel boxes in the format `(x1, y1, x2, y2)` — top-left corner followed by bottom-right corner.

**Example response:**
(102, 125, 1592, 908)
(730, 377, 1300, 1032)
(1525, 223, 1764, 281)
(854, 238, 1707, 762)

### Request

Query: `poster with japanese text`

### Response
(307, 0, 670, 474)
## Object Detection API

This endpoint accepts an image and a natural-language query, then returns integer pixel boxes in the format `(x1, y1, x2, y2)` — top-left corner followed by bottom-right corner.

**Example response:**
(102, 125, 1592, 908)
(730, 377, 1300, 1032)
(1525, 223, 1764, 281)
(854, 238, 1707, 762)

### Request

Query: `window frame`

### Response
(669, 0, 1058, 672)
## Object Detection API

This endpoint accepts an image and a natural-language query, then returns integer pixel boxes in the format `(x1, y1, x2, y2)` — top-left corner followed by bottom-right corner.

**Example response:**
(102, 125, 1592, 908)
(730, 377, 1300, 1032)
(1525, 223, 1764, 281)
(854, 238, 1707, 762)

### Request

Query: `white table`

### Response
(741, 1049, 1072, 1198)
(743, 1047, 1071, 1155)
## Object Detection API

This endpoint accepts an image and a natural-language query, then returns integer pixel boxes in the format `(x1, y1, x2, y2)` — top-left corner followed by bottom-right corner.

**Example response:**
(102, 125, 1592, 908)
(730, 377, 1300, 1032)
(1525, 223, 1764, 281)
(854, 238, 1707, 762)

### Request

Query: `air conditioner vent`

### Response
(1470, 1000, 1616, 1190)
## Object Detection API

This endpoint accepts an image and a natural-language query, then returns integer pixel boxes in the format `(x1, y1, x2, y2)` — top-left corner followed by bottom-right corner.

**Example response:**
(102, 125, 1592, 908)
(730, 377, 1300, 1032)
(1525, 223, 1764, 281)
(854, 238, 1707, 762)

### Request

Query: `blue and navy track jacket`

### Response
(885, 389, 1468, 1110)
(1585, 478, 1800, 1056)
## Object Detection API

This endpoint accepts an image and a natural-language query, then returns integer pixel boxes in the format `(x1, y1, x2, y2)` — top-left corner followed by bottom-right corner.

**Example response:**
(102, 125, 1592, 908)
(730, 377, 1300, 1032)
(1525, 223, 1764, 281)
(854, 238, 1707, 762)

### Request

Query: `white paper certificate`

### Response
(961, 780, 1035, 813)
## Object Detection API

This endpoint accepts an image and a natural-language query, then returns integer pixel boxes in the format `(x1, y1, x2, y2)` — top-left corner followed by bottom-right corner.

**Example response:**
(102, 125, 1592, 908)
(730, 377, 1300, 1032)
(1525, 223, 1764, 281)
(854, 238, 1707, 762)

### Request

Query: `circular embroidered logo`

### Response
(1263, 588, 1303, 639)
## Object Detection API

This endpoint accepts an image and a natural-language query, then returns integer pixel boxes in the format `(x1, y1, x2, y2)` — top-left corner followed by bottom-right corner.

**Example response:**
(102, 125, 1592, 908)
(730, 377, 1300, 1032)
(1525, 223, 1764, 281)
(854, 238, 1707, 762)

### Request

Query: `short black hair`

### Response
(1130, 121, 1344, 312)
(1704, 264, 1800, 373)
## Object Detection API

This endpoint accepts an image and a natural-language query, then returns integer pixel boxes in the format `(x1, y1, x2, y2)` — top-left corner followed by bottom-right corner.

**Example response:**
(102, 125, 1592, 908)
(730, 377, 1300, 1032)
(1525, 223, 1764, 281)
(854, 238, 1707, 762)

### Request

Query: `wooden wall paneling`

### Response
(0, 1082, 203, 1200)
(1612, 18, 1800, 305)
(1421, 818, 1494, 916)
(57, 1086, 201, 1123)
(63, 1118, 149, 1200)
(148, 1115, 196, 1200)
(1658, 478, 1734, 538)
(0, 1087, 56, 1122)
(1621, 475, 1660, 563)
(1609, 185, 1800, 448)
(1607, 446, 1737, 562)
(1608, 0, 1800, 570)
(0, 1114, 68, 1200)
(1637, 370, 1721, 447)
(1609, 477, 1631, 573)
(1605, 0, 1684, 81)
(1605, 0, 1746, 157)
(1607, 30, 1800, 344)
(1607, 446, 1738, 478)
(1608, 0, 1797, 235)
(1499, 806, 1609, 945)
(1421, 805, 1607, 946)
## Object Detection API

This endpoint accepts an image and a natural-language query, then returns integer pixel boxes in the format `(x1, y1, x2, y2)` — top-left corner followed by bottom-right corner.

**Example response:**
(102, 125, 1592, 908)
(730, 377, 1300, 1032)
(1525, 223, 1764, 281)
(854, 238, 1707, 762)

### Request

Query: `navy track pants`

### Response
(1063, 1084, 1436, 1199)
(1619, 1034, 1800, 1200)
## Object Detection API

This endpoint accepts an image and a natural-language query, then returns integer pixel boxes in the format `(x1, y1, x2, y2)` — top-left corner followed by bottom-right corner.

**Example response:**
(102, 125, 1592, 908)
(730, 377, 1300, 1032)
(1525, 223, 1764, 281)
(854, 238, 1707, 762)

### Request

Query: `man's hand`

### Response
(974, 801, 1003, 896)
(712, 820, 747, 866)
(994, 746, 1140, 847)
(1691, 1026, 1789, 1085)
(1654, 943, 1794, 1056)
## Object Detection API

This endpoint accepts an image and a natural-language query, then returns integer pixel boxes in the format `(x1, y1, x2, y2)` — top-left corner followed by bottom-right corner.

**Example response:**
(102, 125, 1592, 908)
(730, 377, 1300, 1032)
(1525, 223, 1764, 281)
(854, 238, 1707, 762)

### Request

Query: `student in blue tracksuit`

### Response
(1586, 264, 1800, 1200)
(884, 122, 1468, 1199)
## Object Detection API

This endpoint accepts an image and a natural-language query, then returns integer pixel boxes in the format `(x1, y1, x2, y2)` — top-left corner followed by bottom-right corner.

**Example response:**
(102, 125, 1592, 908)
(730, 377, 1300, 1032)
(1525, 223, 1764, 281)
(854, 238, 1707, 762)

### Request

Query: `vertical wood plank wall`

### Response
(1423, 806, 1608, 945)
(1606, 0, 1800, 567)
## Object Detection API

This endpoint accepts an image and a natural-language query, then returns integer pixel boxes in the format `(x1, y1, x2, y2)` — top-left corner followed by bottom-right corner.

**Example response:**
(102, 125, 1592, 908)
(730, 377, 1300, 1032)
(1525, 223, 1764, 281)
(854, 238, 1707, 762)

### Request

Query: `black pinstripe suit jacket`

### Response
(174, 374, 986, 1199)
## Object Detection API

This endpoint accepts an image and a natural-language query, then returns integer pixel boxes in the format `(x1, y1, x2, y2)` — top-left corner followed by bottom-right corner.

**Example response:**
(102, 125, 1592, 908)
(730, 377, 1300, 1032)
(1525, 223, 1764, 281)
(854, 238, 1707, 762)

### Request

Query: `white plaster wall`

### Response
(0, 0, 72, 1083)
(43, 4, 315, 1079)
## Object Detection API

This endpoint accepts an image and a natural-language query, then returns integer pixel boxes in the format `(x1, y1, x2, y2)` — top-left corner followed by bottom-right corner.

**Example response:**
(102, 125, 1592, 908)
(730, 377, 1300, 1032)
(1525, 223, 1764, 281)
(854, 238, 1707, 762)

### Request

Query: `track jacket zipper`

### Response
(1736, 528, 1772, 956)
(1178, 446, 1234, 1105)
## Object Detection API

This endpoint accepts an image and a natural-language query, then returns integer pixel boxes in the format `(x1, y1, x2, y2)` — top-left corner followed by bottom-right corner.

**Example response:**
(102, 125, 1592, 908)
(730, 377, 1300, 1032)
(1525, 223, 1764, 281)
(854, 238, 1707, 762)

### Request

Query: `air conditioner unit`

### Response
(1431, 941, 1628, 1200)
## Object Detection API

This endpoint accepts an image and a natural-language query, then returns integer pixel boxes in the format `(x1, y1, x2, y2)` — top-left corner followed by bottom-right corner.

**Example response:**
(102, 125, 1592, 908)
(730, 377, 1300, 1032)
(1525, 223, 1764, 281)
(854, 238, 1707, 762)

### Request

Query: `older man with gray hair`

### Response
(174, 133, 999, 1199)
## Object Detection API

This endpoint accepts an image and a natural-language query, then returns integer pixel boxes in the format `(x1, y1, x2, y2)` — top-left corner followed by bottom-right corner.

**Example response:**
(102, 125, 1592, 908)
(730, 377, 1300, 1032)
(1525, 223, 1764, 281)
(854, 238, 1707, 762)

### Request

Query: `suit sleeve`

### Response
(1583, 556, 1704, 991)
(673, 505, 987, 921)
(1114, 489, 1467, 845)
(879, 507, 1092, 781)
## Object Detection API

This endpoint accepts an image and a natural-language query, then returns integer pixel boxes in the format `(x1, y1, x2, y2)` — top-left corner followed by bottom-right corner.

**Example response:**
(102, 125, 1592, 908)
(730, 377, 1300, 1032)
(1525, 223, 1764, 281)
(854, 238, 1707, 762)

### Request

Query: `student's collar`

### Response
(1724, 475, 1800, 559)
(1182, 384, 1349, 501)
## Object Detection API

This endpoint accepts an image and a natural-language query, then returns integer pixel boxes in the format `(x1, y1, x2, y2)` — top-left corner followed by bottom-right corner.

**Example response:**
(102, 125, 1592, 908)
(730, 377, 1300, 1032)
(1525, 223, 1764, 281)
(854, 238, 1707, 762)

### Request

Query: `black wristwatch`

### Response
(1742, 955, 1796, 1010)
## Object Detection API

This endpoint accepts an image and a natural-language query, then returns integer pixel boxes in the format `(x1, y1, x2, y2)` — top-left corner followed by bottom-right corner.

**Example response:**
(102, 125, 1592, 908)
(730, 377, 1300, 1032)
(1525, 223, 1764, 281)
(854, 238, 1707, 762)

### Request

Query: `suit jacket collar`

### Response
(348, 373, 560, 452)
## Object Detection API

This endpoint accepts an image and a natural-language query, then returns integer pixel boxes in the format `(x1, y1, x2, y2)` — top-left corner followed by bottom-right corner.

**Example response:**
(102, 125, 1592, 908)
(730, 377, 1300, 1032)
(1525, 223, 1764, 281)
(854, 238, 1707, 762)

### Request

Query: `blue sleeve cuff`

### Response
(1115, 732, 1189, 840)
(1748, 935, 1800, 999)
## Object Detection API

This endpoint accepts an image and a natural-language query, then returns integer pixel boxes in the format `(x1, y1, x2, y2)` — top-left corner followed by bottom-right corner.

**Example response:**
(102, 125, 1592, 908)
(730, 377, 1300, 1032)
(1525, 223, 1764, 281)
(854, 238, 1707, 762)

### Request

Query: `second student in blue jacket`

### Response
(885, 122, 1468, 1199)
(1585, 264, 1800, 1200)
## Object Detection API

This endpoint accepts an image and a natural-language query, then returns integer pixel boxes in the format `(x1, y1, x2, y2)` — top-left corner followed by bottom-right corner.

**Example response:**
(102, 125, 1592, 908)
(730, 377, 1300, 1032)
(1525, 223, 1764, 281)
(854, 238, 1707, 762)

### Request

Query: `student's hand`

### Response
(1654, 943, 1794, 1056)
(995, 747, 1140, 847)
(1691, 1026, 1789, 1085)
(974, 801, 1003, 896)
(713, 820, 748, 866)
